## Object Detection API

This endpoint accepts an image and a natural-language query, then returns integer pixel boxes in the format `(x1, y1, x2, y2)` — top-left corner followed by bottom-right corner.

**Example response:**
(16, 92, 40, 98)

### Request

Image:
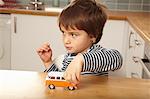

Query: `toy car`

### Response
(45, 71, 76, 90)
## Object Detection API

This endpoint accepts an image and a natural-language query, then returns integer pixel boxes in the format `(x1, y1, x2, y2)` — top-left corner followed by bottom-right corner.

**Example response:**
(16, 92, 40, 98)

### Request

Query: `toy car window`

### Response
(62, 77, 65, 80)
(56, 77, 60, 79)
(50, 76, 55, 79)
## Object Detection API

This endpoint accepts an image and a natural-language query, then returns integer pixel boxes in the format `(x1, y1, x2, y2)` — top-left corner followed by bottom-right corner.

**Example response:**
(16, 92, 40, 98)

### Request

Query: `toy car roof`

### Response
(47, 71, 64, 77)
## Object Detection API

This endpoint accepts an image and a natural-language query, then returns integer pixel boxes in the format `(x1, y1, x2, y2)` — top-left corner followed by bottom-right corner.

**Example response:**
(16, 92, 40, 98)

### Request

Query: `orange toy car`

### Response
(45, 71, 76, 90)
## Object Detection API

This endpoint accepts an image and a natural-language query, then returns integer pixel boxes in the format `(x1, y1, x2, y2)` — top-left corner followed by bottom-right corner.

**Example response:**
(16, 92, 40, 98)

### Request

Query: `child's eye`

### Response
(62, 32, 66, 36)
(61, 30, 64, 33)
(71, 33, 77, 38)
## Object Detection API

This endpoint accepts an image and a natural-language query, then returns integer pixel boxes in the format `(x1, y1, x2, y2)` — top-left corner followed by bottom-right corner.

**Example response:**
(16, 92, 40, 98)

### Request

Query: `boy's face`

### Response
(61, 26, 95, 54)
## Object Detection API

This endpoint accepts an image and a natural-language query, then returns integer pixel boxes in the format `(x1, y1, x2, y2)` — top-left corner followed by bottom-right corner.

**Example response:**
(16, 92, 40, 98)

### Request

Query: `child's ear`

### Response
(91, 38, 96, 43)
(90, 35, 96, 43)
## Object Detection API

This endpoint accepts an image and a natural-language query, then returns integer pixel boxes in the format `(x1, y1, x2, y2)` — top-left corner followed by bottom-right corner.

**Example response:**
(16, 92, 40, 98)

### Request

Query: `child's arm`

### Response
(37, 42, 54, 70)
(81, 48, 123, 72)
(63, 53, 83, 84)
(37, 42, 64, 72)
(64, 48, 122, 84)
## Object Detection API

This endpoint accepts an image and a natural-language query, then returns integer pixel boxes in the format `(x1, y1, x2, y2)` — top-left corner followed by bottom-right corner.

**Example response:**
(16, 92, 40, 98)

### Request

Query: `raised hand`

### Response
(36, 42, 52, 68)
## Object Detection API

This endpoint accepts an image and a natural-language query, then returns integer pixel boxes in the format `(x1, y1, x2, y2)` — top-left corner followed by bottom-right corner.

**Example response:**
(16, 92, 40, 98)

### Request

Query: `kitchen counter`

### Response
(0, 70, 149, 99)
(0, 7, 149, 44)
(107, 10, 150, 45)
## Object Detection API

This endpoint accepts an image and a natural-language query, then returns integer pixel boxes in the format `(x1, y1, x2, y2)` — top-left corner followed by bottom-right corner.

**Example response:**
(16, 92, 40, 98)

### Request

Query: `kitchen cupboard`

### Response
(11, 14, 65, 71)
(0, 14, 11, 70)
(125, 24, 145, 78)
(99, 20, 128, 77)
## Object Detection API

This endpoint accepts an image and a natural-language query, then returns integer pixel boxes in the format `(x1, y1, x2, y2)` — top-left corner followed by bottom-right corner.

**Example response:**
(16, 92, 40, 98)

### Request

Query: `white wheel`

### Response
(48, 84, 55, 89)
(68, 86, 75, 90)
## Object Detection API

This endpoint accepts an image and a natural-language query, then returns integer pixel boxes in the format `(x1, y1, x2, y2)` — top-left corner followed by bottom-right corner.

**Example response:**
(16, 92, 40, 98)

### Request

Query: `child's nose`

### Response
(64, 36, 71, 44)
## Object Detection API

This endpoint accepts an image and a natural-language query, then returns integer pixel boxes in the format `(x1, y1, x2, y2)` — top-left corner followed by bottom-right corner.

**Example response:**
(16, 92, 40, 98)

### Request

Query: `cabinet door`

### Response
(0, 14, 11, 70)
(132, 32, 145, 78)
(135, 33, 145, 58)
(126, 27, 136, 77)
(99, 20, 128, 77)
(126, 47, 137, 78)
(11, 14, 65, 71)
(126, 25, 145, 78)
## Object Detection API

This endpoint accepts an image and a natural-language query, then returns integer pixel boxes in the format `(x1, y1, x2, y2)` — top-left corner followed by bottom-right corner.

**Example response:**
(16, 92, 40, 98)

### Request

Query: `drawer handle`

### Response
(132, 56, 139, 63)
(129, 31, 134, 48)
(14, 16, 17, 34)
(135, 40, 141, 46)
(131, 72, 140, 78)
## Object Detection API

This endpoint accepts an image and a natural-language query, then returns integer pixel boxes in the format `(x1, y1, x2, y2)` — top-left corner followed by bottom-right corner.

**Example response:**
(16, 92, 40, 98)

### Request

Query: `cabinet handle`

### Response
(14, 16, 17, 33)
(132, 56, 139, 63)
(131, 72, 140, 78)
(135, 40, 141, 46)
(129, 31, 134, 48)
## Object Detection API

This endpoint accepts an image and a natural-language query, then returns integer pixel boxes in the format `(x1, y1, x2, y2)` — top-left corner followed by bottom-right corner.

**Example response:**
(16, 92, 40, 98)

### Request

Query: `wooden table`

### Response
(0, 70, 149, 99)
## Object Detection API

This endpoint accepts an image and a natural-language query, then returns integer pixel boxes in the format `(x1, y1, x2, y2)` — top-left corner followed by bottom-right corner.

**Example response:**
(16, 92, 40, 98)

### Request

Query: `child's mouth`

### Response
(66, 47, 72, 50)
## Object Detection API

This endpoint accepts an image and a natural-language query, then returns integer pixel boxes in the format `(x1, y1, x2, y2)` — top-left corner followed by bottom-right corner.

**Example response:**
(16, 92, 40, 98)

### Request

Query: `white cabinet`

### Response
(126, 25, 145, 78)
(0, 14, 11, 70)
(99, 20, 128, 77)
(11, 14, 65, 71)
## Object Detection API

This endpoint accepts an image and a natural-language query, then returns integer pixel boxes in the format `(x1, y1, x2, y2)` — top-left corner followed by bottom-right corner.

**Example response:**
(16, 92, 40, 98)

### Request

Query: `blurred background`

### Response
(1, 0, 149, 12)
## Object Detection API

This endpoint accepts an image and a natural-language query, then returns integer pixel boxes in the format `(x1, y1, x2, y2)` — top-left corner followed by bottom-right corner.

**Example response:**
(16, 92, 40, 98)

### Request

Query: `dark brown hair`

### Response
(58, 0, 107, 44)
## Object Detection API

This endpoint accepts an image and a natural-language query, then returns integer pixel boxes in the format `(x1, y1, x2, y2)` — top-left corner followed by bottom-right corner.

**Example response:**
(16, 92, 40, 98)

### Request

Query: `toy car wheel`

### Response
(68, 86, 75, 90)
(48, 84, 55, 89)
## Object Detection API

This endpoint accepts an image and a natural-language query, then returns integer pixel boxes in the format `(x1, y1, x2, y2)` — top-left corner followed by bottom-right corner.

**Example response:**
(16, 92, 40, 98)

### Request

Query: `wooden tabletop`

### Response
(0, 70, 149, 99)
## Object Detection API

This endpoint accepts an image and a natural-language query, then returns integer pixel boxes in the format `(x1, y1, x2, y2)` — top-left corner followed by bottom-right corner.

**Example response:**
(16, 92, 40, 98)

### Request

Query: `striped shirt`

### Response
(44, 44, 123, 76)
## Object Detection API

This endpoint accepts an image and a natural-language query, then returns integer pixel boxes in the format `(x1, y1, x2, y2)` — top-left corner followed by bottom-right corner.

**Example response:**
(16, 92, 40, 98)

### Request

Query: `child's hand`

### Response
(36, 42, 52, 68)
(64, 53, 84, 85)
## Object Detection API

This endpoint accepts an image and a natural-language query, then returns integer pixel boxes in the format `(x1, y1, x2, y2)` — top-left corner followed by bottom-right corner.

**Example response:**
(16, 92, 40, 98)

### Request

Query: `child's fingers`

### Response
(76, 72, 81, 82)
(64, 73, 71, 82)
(37, 43, 50, 52)
(71, 73, 80, 85)
(36, 48, 43, 53)
(42, 46, 51, 52)
(36, 47, 50, 56)
(43, 42, 50, 48)
(43, 42, 50, 45)
(36, 42, 51, 53)
(42, 43, 51, 52)
(64, 72, 80, 85)
(64, 73, 72, 82)
(37, 47, 46, 53)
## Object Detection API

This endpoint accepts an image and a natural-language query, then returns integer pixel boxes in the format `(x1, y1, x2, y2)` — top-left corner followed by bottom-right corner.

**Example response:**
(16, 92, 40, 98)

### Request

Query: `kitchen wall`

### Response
(99, 0, 150, 12)
(15, 0, 150, 12)
(17, 0, 69, 7)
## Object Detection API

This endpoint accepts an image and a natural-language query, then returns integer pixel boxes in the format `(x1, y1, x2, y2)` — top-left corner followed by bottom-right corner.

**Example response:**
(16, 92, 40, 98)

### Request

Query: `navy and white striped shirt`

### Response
(45, 44, 123, 76)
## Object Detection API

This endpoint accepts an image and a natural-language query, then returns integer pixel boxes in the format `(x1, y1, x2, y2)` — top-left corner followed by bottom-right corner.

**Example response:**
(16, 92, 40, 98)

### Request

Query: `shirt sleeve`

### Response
(81, 48, 123, 72)
(44, 63, 59, 72)
(43, 54, 65, 72)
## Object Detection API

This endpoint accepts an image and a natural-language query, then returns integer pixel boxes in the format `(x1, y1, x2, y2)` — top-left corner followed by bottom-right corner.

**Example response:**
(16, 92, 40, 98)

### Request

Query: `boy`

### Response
(37, 0, 123, 85)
